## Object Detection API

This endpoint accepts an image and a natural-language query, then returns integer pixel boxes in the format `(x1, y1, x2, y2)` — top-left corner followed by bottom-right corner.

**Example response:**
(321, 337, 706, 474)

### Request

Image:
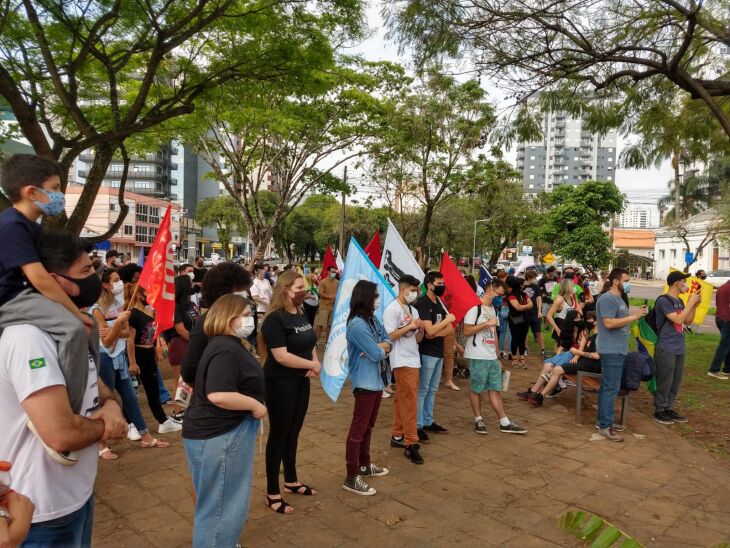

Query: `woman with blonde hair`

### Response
(260, 270, 320, 514)
(183, 294, 265, 548)
(546, 278, 583, 351)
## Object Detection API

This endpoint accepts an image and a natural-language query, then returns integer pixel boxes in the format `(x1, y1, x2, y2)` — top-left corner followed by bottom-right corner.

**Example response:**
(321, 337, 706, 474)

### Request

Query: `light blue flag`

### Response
(320, 237, 396, 402)
(136, 246, 146, 267)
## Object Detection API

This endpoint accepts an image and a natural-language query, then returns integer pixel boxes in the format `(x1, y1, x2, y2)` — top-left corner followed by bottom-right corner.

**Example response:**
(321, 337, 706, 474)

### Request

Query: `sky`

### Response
(345, 3, 672, 226)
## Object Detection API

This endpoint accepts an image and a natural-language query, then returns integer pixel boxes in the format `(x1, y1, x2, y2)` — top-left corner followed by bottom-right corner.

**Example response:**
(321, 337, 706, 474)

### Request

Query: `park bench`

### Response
(564, 371, 630, 427)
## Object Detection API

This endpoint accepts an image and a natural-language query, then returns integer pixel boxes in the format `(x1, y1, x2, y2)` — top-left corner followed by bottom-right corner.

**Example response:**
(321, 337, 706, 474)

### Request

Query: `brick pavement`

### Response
(93, 363, 730, 547)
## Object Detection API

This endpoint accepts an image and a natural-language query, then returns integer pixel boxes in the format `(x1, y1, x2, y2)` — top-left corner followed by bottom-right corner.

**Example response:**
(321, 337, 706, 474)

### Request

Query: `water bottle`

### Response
(0, 461, 11, 506)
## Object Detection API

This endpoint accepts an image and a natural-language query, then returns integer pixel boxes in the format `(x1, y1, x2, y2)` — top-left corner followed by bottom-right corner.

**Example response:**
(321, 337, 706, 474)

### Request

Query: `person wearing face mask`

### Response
(260, 271, 320, 514)
(383, 275, 425, 464)
(414, 272, 456, 443)
(89, 270, 170, 459)
(102, 250, 120, 274)
(125, 284, 182, 434)
(182, 295, 266, 548)
(652, 271, 701, 425)
(166, 275, 202, 421)
(342, 280, 392, 495)
(315, 265, 340, 346)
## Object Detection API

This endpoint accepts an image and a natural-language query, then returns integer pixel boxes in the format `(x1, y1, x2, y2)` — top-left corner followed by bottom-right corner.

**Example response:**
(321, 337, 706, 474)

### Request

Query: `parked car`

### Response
(706, 270, 730, 288)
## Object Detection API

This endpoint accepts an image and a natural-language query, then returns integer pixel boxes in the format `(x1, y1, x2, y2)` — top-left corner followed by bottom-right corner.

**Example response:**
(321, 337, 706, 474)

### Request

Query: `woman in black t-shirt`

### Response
(260, 271, 320, 514)
(167, 275, 201, 419)
(182, 295, 265, 548)
(125, 284, 181, 434)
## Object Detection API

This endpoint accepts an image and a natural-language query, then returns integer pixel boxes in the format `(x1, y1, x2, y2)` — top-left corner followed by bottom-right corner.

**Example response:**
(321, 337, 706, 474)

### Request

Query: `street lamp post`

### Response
(472, 218, 489, 276)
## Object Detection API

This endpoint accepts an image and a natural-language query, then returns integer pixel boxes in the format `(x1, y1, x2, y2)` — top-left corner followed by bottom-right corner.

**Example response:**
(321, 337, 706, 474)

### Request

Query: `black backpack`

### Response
(645, 295, 672, 335)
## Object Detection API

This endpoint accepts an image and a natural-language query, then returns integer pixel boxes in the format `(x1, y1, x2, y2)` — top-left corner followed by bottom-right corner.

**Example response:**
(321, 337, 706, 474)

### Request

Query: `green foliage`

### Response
(557, 510, 644, 548)
(530, 181, 624, 271)
(195, 196, 246, 259)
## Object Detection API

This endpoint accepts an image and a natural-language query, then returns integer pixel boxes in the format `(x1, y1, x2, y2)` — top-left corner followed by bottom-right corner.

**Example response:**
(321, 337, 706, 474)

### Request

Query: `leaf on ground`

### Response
(632, 433, 647, 440)
(589, 433, 604, 441)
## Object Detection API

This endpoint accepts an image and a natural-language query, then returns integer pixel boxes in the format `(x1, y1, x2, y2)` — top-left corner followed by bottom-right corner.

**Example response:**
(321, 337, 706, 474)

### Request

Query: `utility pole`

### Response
(339, 166, 347, 256)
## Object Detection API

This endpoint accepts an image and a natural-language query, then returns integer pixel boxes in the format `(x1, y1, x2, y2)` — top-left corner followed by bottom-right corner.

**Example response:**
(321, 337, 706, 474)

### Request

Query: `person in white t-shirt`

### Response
(463, 281, 527, 436)
(251, 264, 273, 316)
(382, 275, 425, 465)
(0, 232, 126, 547)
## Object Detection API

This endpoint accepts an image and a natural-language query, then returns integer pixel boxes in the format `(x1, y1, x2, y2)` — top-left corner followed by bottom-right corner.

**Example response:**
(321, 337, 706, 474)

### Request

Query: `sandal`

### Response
(511, 360, 519, 368)
(266, 495, 294, 514)
(284, 482, 316, 496)
(98, 447, 119, 461)
(141, 438, 170, 449)
(518, 360, 527, 369)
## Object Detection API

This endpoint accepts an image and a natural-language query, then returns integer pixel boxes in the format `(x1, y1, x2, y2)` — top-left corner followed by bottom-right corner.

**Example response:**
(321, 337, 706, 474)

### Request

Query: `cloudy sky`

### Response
(347, 3, 672, 226)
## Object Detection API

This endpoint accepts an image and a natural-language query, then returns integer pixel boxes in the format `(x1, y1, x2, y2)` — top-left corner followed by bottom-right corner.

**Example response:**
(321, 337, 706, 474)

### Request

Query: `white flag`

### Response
(335, 250, 344, 272)
(380, 218, 425, 290)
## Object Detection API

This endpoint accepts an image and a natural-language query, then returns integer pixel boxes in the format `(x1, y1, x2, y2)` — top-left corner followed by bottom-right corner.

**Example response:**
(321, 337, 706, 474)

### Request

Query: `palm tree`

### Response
(659, 157, 730, 225)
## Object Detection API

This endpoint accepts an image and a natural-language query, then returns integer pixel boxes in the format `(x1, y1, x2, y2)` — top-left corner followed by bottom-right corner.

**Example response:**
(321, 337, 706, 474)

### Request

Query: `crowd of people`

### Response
(0, 153, 726, 547)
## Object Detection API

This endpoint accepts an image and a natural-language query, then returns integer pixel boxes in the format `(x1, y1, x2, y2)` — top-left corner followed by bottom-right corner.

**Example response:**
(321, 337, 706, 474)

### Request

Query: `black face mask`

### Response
(433, 285, 446, 297)
(60, 272, 102, 309)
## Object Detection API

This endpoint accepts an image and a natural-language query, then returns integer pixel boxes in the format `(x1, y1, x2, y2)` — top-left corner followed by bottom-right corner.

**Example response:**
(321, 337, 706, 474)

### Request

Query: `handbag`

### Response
(366, 318, 391, 386)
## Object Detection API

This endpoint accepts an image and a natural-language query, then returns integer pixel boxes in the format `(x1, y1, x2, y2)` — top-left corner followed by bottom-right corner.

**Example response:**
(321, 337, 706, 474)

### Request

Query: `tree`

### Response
(370, 69, 495, 261)
(275, 194, 338, 263)
(384, 0, 730, 141)
(530, 181, 625, 272)
(0, 0, 364, 236)
(195, 196, 246, 259)
(186, 60, 398, 253)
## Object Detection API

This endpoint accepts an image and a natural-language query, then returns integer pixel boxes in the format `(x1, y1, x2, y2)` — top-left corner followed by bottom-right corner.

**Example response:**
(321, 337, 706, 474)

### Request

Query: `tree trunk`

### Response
(417, 203, 434, 268)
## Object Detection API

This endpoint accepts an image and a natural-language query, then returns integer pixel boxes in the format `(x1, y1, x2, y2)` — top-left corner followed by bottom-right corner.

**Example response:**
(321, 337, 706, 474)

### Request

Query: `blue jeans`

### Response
(184, 416, 259, 548)
(418, 355, 443, 429)
(23, 496, 93, 548)
(597, 353, 625, 429)
(498, 308, 511, 354)
(157, 368, 172, 403)
(99, 353, 149, 435)
(709, 318, 730, 373)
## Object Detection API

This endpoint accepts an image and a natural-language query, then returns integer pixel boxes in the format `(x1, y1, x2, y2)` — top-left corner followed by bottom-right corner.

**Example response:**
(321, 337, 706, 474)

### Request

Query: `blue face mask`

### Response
(622, 281, 632, 294)
(492, 295, 503, 308)
(34, 187, 66, 216)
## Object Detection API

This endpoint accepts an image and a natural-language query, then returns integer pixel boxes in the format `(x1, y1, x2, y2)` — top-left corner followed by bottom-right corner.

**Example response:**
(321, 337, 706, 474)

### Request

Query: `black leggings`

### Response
(508, 319, 529, 356)
(134, 347, 168, 424)
(265, 376, 310, 494)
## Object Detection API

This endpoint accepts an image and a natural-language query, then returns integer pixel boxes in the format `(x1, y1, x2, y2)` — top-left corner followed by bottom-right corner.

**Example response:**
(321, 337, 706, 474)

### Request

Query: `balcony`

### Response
(170, 162, 179, 170)
(170, 146, 179, 155)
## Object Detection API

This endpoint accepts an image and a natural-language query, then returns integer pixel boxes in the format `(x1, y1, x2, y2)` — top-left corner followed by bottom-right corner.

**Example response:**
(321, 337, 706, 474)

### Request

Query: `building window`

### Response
(123, 225, 133, 236)
(149, 207, 160, 225)
(110, 203, 116, 211)
(529, 174, 535, 180)
(136, 204, 148, 223)
(530, 156, 535, 160)
(671, 249, 676, 258)
(135, 225, 148, 243)
(659, 250, 665, 259)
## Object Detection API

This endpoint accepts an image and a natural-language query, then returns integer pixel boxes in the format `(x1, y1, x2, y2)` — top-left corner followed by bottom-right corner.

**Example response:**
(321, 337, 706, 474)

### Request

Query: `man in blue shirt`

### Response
(595, 268, 646, 442)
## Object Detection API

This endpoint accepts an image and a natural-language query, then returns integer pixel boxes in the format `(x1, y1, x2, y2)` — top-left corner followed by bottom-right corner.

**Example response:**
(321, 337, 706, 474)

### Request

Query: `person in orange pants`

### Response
(442, 331, 461, 390)
(382, 275, 425, 464)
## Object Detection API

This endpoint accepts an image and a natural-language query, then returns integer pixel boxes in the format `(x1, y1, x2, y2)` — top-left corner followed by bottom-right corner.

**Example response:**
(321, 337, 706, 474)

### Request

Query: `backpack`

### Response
(645, 294, 672, 335)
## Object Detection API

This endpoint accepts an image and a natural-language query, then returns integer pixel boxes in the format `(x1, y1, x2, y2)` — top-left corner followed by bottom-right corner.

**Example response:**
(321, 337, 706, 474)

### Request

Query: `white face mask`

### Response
(233, 290, 249, 299)
(111, 280, 124, 295)
(234, 316, 255, 338)
(329, 272, 336, 279)
(373, 297, 381, 310)
(187, 271, 195, 281)
(405, 290, 418, 304)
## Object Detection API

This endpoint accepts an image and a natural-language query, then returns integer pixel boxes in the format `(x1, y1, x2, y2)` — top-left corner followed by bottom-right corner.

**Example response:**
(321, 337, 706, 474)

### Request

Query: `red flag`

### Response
(363, 230, 382, 268)
(138, 206, 175, 337)
(320, 245, 337, 279)
(439, 252, 481, 325)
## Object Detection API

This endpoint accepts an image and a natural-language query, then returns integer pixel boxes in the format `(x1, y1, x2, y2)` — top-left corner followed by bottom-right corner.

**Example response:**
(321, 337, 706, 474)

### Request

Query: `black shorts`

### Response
(528, 318, 541, 334)
(562, 359, 601, 376)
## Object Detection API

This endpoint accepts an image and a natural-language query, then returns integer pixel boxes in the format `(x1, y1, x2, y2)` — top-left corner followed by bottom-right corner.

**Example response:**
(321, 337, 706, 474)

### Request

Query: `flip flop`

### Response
(141, 438, 170, 448)
(98, 447, 119, 461)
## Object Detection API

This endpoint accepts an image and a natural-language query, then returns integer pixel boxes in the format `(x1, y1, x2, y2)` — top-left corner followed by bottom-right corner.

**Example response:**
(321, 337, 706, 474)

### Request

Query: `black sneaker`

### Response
(390, 436, 405, 448)
(500, 422, 528, 434)
(666, 410, 689, 423)
(423, 422, 447, 433)
(653, 411, 673, 425)
(360, 464, 389, 477)
(508, 354, 513, 361)
(417, 428, 430, 443)
(404, 444, 424, 464)
(546, 385, 563, 398)
(527, 392, 544, 407)
(517, 389, 533, 400)
(474, 418, 488, 435)
(172, 410, 185, 421)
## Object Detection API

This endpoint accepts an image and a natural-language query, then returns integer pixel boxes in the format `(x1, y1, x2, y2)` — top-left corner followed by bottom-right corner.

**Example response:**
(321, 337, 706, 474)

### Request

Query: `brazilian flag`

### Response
(632, 318, 657, 394)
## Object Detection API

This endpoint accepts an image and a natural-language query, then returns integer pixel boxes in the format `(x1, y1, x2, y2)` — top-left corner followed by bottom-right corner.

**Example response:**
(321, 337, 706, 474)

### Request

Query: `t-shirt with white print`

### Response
(0, 324, 100, 523)
(463, 304, 498, 360)
(383, 299, 421, 369)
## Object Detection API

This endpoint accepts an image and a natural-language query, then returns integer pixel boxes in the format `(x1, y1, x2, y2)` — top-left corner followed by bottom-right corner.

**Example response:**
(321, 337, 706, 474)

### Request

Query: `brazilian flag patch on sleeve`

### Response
(29, 358, 46, 370)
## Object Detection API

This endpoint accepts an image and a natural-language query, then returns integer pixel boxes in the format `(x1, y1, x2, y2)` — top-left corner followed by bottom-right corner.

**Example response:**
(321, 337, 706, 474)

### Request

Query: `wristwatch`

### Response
(0, 507, 12, 522)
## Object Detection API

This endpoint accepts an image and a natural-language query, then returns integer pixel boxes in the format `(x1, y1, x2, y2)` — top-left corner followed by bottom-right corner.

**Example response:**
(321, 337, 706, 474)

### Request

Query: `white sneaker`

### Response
(158, 417, 182, 434)
(127, 423, 142, 441)
(381, 390, 391, 398)
(707, 371, 729, 380)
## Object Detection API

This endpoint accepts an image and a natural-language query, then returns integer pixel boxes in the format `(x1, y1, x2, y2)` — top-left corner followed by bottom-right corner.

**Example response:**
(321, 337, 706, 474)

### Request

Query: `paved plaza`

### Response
(93, 361, 730, 547)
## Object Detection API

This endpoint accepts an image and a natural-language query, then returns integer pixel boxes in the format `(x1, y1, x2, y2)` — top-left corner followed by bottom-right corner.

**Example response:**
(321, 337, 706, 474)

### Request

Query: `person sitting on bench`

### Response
(518, 311, 599, 406)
